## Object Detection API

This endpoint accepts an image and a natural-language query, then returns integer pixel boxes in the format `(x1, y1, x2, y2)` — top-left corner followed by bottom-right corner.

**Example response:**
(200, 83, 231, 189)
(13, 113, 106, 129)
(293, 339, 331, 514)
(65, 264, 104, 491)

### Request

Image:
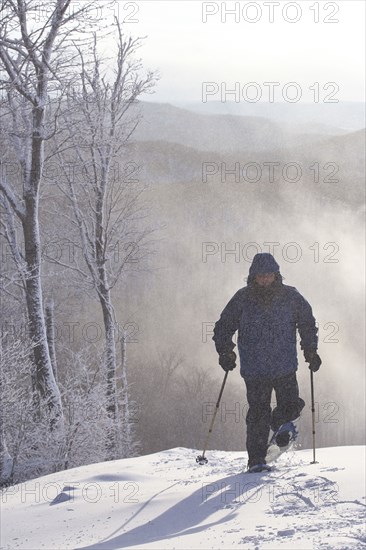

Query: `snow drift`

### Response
(1, 446, 365, 549)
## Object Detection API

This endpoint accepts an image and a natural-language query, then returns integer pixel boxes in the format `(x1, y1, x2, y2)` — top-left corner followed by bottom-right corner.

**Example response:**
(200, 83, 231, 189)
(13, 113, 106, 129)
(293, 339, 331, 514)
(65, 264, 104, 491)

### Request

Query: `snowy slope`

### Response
(1, 446, 365, 550)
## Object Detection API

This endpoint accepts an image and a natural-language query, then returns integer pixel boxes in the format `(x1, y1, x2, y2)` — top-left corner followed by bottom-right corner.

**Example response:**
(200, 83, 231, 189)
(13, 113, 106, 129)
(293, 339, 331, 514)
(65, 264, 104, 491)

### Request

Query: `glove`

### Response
(304, 349, 322, 372)
(218, 351, 236, 372)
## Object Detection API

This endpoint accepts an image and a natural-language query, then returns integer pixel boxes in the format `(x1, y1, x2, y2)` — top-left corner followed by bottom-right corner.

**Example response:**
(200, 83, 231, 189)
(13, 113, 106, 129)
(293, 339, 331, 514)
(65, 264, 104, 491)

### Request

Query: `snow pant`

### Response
(244, 372, 305, 465)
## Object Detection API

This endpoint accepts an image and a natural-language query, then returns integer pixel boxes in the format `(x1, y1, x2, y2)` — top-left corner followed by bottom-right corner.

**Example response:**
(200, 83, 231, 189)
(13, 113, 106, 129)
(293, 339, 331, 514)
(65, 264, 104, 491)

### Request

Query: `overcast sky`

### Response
(109, 0, 365, 103)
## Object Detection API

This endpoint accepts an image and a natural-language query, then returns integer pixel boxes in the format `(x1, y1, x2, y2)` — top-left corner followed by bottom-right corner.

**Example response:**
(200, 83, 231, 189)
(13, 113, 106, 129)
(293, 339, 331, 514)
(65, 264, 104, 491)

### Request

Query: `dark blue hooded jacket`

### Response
(213, 253, 318, 380)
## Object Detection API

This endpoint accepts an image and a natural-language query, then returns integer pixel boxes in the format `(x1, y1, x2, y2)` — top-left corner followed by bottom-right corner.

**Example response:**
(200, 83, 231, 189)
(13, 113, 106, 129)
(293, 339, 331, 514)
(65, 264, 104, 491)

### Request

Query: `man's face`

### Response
(255, 273, 276, 287)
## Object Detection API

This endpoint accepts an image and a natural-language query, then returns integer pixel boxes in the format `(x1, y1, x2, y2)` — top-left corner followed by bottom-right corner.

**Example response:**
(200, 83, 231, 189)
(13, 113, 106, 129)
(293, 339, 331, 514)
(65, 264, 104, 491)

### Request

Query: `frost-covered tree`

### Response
(0, 328, 122, 484)
(0, 0, 107, 430)
(0, 331, 55, 485)
(57, 345, 112, 470)
(50, 21, 156, 458)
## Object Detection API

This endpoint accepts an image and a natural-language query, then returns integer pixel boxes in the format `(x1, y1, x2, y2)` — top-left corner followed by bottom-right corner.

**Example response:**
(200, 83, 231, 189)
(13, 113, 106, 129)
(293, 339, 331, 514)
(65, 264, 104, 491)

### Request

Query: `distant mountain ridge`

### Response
(126, 127, 364, 207)
(174, 100, 365, 133)
(133, 101, 348, 153)
(134, 102, 286, 152)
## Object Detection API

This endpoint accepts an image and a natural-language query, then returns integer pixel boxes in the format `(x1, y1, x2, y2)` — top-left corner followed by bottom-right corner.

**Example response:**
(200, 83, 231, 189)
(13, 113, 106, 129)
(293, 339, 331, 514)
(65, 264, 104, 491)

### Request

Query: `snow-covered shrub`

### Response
(1, 335, 139, 486)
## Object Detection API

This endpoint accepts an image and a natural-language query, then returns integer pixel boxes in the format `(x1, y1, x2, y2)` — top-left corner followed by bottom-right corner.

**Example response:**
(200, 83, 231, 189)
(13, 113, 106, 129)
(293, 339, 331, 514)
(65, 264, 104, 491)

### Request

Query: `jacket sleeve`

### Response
(295, 291, 318, 351)
(212, 289, 245, 355)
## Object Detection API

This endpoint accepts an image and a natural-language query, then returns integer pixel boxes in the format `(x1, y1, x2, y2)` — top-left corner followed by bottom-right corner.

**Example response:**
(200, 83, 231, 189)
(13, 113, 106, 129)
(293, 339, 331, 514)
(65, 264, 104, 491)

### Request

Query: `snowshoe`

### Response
(265, 419, 299, 464)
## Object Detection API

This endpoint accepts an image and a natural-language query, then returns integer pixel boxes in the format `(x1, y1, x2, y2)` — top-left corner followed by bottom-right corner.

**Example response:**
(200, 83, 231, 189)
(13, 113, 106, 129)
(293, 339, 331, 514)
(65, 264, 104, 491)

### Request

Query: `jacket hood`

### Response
(247, 253, 282, 288)
(248, 253, 280, 277)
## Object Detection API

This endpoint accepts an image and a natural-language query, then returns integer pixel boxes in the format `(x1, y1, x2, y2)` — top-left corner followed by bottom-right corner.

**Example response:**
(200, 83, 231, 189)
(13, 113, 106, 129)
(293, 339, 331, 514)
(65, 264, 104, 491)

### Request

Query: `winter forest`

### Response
(0, 0, 365, 493)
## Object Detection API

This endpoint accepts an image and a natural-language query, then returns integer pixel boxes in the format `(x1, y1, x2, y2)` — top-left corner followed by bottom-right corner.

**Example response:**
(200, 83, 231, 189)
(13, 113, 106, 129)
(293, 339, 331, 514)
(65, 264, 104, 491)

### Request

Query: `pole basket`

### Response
(196, 455, 208, 465)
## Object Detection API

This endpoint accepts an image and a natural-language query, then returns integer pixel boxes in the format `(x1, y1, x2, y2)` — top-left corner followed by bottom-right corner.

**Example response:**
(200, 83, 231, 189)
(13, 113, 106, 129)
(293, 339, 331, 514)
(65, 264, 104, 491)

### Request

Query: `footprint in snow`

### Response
(277, 528, 296, 536)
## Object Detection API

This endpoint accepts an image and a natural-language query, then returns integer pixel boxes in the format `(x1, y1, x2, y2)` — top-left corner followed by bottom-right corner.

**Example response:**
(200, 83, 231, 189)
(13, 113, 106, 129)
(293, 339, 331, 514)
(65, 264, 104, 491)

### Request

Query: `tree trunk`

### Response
(121, 334, 133, 456)
(0, 339, 13, 486)
(99, 284, 118, 459)
(22, 193, 63, 429)
(45, 300, 58, 382)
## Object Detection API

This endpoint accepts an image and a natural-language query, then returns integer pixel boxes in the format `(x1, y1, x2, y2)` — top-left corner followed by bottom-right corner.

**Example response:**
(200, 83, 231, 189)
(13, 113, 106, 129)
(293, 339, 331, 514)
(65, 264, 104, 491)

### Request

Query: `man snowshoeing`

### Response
(213, 253, 321, 472)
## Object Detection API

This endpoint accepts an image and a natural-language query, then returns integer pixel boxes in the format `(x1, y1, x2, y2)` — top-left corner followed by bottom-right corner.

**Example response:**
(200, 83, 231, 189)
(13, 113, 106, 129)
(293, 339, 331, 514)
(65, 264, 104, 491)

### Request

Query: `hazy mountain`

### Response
(126, 129, 365, 208)
(173, 100, 365, 133)
(133, 102, 341, 153)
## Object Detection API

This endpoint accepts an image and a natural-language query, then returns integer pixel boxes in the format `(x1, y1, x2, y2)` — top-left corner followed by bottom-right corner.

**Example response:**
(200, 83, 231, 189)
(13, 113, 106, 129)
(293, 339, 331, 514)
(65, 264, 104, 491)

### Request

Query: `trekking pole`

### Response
(196, 371, 229, 465)
(310, 370, 318, 464)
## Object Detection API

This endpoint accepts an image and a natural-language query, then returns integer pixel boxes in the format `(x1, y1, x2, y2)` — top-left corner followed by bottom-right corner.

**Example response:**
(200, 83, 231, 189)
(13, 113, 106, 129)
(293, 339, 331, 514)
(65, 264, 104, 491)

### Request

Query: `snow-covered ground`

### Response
(1, 446, 365, 550)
